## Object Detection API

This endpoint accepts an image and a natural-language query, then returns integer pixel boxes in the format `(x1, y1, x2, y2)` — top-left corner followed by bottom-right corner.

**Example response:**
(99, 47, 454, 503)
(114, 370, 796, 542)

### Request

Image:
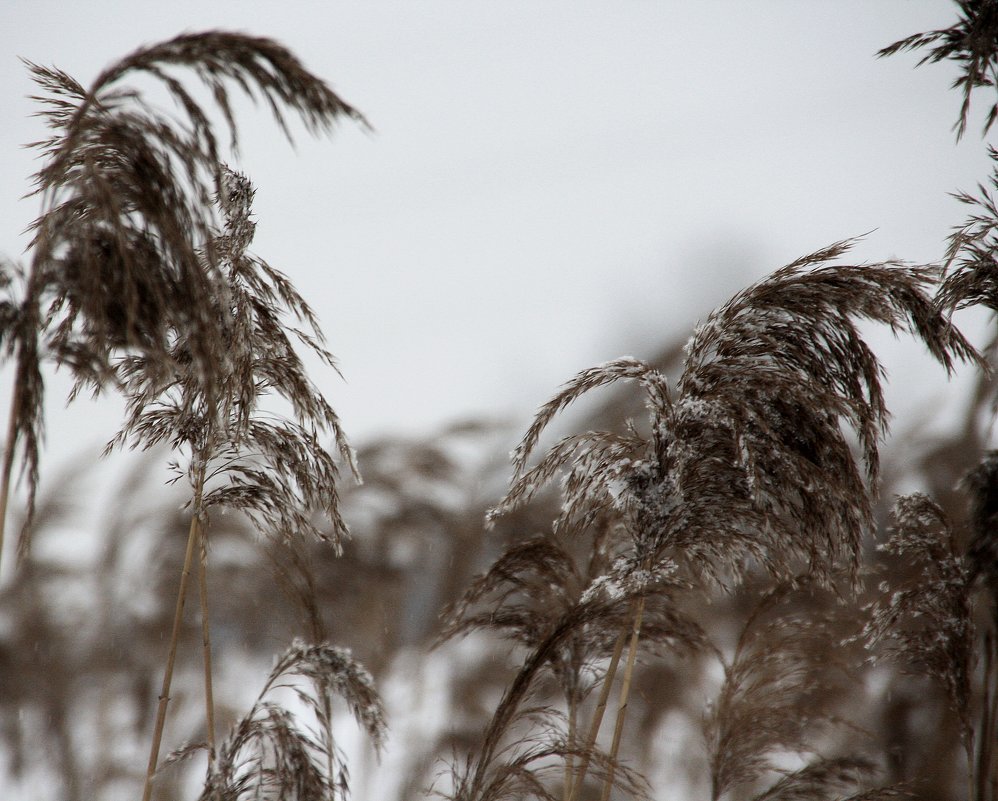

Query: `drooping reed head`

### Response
(26, 31, 364, 381)
(492, 240, 978, 588)
(4, 32, 365, 541)
(879, 0, 998, 139)
(108, 166, 356, 549)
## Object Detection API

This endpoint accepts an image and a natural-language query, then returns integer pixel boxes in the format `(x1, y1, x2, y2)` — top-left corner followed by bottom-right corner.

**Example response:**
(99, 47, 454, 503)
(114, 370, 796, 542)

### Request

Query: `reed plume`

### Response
(170, 639, 385, 801)
(103, 166, 359, 800)
(484, 240, 976, 801)
(0, 30, 365, 570)
(496, 240, 977, 589)
(7, 7, 998, 801)
(866, 494, 975, 749)
(865, 468, 998, 801)
(440, 522, 706, 801)
(879, 0, 998, 139)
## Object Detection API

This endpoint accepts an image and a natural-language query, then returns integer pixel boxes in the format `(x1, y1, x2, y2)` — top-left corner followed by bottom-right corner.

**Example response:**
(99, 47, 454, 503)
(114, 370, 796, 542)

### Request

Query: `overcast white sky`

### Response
(0, 1, 992, 476)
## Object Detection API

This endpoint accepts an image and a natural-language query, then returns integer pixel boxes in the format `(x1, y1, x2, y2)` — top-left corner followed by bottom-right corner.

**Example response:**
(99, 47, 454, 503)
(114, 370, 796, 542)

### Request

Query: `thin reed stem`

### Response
(564, 694, 577, 801)
(197, 519, 216, 765)
(567, 625, 628, 801)
(600, 596, 645, 801)
(0, 387, 20, 578)
(322, 688, 335, 788)
(141, 509, 200, 801)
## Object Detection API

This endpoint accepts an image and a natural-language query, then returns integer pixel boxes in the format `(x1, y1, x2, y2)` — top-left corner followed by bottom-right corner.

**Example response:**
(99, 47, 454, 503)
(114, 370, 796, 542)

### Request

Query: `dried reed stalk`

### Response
(0, 396, 18, 572)
(566, 630, 627, 801)
(141, 508, 201, 801)
(599, 596, 645, 801)
(197, 524, 216, 764)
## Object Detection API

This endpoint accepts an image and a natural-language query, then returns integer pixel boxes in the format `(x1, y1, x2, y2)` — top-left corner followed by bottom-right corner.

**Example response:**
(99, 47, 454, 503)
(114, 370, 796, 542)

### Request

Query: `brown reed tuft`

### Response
(104, 166, 363, 800)
(494, 240, 978, 590)
(479, 240, 977, 801)
(0, 31, 365, 567)
(170, 639, 385, 800)
(879, 0, 998, 140)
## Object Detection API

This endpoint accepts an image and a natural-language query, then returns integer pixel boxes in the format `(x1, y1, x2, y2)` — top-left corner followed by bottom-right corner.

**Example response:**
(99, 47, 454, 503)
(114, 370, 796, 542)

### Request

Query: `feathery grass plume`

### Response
(439, 534, 596, 800)
(0, 32, 365, 566)
(863, 494, 976, 771)
(935, 163, 998, 799)
(487, 356, 677, 773)
(704, 581, 868, 801)
(938, 146, 998, 375)
(110, 166, 357, 546)
(487, 240, 974, 801)
(107, 167, 358, 800)
(879, 0, 998, 139)
(495, 240, 977, 588)
(440, 726, 650, 801)
(673, 240, 977, 586)
(170, 639, 385, 801)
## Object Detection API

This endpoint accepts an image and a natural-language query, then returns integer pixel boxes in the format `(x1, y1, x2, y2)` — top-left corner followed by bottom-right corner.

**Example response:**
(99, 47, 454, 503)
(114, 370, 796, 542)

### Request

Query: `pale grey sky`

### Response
(0, 1, 990, 470)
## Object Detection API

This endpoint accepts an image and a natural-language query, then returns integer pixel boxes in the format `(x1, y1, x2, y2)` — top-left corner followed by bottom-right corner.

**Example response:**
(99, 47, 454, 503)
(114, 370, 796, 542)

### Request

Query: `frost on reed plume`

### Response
(429, 8, 998, 799)
(445, 241, 979, 801)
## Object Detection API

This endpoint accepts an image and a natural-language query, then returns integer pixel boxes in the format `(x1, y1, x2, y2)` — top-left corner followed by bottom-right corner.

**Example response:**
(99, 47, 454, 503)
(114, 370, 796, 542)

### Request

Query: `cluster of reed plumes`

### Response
(3, 6, 998, 801)
(0, 30, 379, 801)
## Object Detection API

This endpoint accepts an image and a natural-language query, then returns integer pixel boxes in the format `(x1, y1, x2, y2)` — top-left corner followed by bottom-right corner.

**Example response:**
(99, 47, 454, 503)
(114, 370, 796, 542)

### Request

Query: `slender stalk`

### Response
(141, 510, 201, 801)
(564, 689, 577, 801)
(600, 597, 645, 801)
(322, 685, 335, 789)
(567, 626, 628, 801)
(196, 519, 216, 764)
(0, 387, 21, 578)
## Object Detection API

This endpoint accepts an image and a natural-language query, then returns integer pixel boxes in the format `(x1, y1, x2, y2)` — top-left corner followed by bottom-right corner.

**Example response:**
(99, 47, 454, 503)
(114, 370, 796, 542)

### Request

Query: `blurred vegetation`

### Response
(2, 5, 998, 801)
